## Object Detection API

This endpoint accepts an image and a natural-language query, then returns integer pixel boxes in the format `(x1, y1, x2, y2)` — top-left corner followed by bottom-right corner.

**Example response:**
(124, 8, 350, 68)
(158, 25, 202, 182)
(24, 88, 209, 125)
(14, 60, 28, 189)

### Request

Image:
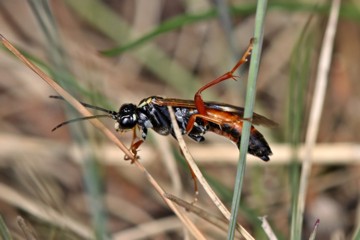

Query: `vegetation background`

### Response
(0, 0, 359, 239)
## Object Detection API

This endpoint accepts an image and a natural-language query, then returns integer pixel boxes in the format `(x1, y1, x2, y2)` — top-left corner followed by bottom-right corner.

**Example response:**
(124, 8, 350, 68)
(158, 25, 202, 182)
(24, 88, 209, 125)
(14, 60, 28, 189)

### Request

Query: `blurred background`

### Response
(0, 0, 359, 239)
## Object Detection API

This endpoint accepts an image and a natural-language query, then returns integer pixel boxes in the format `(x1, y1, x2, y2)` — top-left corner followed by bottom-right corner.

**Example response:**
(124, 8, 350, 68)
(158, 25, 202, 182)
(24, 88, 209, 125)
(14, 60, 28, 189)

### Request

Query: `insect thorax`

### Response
(136, 97, 207, 141)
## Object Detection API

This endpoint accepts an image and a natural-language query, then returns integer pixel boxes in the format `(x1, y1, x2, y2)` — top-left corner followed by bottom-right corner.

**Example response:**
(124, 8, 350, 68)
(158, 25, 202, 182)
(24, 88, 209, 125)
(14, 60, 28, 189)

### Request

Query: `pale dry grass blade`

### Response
(153, 134, 183, 195)
(190, 143, 360, 165)
(258, 216, 277, 240)
(0, 183, 93, 239)
(0, 34, 206, 240)
(113, 216, 182, 240)
(16, 216, 39, 240)
(131, 160, 207, 240)
(165, 193, 230, 232)
(1, 133, 358, 168)
(165, 193, 246, 238)
(296, 0, 341, 237)
(167, 106, 255, 240)
(308, 219, 320, 240)
(167, 107, 227, 214)
(0, 34, 134, 160)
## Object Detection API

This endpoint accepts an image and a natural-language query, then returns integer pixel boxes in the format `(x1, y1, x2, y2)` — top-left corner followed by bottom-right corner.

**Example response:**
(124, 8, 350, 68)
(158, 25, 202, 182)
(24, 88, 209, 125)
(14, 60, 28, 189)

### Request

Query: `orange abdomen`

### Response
(206, 109, 272, 161)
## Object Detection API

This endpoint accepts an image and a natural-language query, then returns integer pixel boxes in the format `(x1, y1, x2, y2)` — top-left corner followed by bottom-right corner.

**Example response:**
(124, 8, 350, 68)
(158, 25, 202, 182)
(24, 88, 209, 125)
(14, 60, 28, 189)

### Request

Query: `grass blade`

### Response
(308, 219, 320, 240)
(0, 34, 206, 239)
(227, 1, 268, 239)
(26, 2, 110, 238)
(288, 15, 316, 240)
(100, 10, 217, 56)
(295, 0, 341, 238)
(98, 2, 360, 57)
(0, 215, 12, 240)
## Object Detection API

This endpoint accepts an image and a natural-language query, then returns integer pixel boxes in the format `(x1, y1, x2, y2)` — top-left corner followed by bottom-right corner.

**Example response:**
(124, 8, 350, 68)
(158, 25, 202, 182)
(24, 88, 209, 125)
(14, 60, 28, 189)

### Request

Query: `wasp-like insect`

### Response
(52, 38, 277, 161)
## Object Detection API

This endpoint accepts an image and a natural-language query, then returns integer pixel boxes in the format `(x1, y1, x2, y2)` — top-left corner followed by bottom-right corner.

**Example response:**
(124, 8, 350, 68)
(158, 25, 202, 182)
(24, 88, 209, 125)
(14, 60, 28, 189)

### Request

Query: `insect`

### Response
(51, 38, 277, 161)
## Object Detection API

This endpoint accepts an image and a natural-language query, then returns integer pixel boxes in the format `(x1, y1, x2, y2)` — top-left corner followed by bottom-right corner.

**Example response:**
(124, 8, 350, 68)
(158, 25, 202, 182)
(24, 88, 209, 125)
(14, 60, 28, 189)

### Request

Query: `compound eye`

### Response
(119, 116, 136, 129)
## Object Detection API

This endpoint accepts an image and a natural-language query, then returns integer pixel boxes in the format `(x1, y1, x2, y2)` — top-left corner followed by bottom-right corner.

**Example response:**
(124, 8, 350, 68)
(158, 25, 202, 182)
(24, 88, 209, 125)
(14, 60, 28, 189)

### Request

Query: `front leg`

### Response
(125, 127, 146, 163)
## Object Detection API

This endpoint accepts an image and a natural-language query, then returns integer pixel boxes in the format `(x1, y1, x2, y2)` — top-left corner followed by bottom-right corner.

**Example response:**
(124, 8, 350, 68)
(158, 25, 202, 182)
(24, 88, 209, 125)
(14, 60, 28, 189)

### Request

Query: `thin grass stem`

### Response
(295, 0, 341, 238)
(26, 2, 110, 238)
(0, 215, 12, 240)
(227, 1, 268, 239)
(0, 34, 205, 240)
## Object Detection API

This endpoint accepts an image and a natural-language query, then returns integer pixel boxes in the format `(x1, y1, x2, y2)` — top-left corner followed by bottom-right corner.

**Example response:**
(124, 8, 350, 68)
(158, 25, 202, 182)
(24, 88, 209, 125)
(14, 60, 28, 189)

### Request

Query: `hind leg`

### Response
(194, 38, 254, 115)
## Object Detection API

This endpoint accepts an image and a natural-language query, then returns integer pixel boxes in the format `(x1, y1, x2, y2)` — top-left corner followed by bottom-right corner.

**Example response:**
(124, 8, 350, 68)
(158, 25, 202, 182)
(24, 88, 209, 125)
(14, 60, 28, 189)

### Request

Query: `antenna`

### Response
(51, 114, 111, 131)
(50, 96, 117, 131)
(50, 96, 115, 114)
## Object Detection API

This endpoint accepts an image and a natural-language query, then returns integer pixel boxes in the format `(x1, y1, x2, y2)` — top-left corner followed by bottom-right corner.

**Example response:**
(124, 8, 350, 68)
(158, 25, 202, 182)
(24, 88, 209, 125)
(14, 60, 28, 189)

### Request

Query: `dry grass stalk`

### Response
(167, 106, 255, 240)
(0, 34, 206, 240)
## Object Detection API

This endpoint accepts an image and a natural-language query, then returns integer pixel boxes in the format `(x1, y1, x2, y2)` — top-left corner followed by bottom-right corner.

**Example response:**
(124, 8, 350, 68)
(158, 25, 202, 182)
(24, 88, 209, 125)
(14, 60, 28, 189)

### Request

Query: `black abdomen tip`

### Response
(244, 128, 273, 161)
(260, 155, 270, 162)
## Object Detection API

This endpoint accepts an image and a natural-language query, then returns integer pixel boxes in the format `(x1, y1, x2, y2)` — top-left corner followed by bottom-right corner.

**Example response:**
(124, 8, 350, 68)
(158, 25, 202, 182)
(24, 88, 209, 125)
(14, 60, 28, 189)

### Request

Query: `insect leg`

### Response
(124, 128, 144, 163)
(185, 114, 224, 133)
(194, 38, 254, 115)
(177, 148, 199, 199)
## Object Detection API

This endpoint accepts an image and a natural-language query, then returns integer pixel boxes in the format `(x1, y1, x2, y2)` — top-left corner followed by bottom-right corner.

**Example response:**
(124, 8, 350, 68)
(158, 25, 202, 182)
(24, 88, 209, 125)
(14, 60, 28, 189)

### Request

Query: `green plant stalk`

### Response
(289, 31, 314, 240)
(101, 2, 360, 56)
(352, 225, 360, 240)
(295, 0, 340, 238)
(27, 1, 110, 239)
(82, 152, 109, 240)
(227, 1, 268, 239)
(0, 215, 12, 240)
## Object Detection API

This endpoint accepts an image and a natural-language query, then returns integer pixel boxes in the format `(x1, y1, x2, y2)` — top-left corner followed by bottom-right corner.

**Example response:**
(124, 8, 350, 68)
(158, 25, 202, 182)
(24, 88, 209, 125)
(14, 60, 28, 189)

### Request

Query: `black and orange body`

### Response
(142, 97, 275, 161)
(51, 38, 276, 161)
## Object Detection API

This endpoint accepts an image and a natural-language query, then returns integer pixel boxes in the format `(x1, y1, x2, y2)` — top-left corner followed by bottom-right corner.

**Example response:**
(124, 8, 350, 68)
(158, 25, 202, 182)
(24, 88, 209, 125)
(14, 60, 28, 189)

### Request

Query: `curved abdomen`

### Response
(206, 109, 273, 161)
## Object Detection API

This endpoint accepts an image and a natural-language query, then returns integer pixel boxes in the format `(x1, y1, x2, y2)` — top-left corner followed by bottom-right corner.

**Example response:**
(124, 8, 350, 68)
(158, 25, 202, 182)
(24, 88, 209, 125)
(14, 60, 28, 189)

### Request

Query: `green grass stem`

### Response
(27, 1, 110, 238)
(0, 215, 12, 240)
(227, 1, 268, 239)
